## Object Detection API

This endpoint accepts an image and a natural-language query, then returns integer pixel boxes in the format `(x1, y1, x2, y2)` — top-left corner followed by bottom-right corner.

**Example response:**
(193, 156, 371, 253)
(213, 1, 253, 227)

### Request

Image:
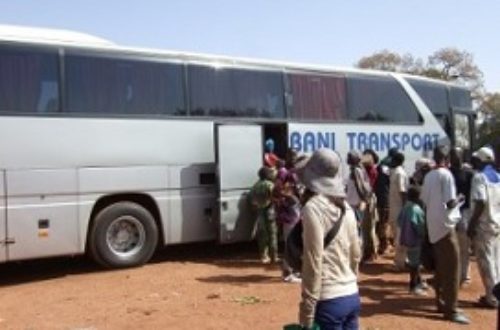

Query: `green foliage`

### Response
(355, 47, 484, 99)
(478, 93, 500, 147)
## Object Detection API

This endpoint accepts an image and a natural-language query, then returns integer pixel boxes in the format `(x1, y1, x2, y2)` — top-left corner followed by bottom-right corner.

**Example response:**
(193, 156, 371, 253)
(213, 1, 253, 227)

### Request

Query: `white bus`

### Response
(0, 25, 475, 268)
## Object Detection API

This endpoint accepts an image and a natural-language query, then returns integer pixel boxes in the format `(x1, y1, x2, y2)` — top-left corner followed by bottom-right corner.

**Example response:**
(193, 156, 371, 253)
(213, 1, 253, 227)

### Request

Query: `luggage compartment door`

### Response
(216, 124, 262, 243)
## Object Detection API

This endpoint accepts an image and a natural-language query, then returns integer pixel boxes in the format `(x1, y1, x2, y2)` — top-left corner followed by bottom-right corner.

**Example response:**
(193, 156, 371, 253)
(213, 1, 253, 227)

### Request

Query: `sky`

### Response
(1, 1, 499, 92)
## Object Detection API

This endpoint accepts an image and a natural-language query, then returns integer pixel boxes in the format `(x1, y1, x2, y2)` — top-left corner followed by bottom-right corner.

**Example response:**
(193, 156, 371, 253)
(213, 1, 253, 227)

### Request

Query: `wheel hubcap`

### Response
(106, 216, 146, 258)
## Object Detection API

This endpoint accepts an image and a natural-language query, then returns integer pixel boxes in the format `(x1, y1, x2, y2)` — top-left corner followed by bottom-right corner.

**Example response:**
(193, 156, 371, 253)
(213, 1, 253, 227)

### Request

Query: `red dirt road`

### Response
(0, 243, 496, 329)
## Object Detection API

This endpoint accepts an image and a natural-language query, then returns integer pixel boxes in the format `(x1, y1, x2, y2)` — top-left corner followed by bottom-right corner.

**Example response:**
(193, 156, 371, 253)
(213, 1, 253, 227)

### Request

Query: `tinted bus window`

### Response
(408, 79, 449, 115)
(0, 47, 59, 113)
(65, 55, 186, 115)
(347, 75, 421, 123)
(288, 73, 347, 121)
(450, 87, 472, 110)
(188, 65, 285, 118)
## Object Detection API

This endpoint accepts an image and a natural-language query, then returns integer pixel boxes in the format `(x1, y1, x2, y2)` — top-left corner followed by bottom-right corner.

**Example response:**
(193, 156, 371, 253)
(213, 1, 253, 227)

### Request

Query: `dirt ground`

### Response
(0, 242, 496, 330)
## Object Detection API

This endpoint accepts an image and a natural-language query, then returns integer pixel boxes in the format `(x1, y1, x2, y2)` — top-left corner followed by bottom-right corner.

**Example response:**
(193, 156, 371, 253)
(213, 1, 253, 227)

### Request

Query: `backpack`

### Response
(250, 180, 273, 209)
(483, 167, 500, 229)
(285, 208, 345, 272)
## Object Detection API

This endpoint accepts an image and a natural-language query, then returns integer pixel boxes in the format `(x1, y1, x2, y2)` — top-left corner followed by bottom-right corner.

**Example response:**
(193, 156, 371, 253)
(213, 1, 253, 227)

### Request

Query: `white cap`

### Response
(472, 147, 495, 163)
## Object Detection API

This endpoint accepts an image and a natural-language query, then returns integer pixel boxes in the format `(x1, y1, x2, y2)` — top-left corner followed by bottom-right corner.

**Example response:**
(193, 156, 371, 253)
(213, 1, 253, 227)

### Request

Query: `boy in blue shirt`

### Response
(398, 185, 427, 295)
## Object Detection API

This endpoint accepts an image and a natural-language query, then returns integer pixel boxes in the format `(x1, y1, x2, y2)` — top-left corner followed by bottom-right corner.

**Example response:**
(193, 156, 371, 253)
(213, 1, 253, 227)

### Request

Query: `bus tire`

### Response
(89, 201, 158, 268)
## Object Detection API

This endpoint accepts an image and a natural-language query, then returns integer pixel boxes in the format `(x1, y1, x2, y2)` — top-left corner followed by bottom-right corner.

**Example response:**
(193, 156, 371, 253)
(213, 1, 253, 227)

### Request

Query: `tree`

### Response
(356, 49, 423, 74)
(425, 48, 484, 99)
(355, 47, 484, 99)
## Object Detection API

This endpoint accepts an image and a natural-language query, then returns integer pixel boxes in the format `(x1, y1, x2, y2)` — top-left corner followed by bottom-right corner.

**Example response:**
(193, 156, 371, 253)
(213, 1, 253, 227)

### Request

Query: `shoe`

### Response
(446, 312, 470, 325)
(478, 296, 498, 309)
(410, 287, 427, 296)
(283, 274, 302, 283)
(260, 256, 271, 264)
(460, 278, 472, 287)
(419, 281, 429, 290)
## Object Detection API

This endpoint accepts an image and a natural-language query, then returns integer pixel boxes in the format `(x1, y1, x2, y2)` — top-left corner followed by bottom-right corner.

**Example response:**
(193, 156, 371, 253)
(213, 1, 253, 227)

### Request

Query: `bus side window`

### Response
(187, 65, 285, 119)
(287, 72, 347, 121)
(65, 54, 186, 116)
(347, 75, 421, 123)
(0, 46, 59, 114)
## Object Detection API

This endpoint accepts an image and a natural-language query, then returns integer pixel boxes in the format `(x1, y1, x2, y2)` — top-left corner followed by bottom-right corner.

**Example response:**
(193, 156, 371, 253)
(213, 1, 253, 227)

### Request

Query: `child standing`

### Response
(398, 186, 428, 295)
(274, 167, 301, 282)
(250, 167, 278, 264)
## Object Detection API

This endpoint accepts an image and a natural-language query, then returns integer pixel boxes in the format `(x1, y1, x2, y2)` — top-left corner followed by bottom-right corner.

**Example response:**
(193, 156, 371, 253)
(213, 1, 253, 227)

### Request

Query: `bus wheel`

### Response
(89, 201, 158, 268)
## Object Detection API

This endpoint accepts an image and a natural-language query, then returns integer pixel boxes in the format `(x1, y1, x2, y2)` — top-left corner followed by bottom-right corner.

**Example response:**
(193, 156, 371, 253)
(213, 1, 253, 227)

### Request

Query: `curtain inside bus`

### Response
(288, 73, 347, 121)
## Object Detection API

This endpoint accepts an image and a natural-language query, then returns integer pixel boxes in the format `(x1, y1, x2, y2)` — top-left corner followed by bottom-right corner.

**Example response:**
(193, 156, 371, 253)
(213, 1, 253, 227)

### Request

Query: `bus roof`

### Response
(0, 24, 467, 90)
(400, 72, 470, 91)
(0, 24, 114, 47)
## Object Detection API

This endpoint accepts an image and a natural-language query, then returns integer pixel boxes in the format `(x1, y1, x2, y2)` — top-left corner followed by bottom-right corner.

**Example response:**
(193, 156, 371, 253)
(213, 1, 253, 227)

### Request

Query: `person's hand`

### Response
(457, 194, 465, 203)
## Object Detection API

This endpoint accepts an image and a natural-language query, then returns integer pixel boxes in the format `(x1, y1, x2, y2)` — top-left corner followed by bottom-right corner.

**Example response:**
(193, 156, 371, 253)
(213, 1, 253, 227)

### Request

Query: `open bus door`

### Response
(0, 171, 6, 262)
(216, 124, 263, 243)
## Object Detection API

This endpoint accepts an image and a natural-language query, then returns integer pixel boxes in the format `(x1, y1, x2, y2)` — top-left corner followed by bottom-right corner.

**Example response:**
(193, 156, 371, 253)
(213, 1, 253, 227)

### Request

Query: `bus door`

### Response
(0, 171, 6, 262)
(216, 124, 263, 243)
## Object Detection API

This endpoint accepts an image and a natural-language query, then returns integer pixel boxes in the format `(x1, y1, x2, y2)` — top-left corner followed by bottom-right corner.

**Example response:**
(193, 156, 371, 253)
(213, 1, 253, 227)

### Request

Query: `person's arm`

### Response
(420, 176, 430, 207)
(397, 170, 408, 205)
(352, 167, 366, 201)
(467, 174, 487, 239)
(348, 209, 362, 273)
(467, 201, 485, 239)
(299, 204, 323, 328)
(443, 170, 458, 209)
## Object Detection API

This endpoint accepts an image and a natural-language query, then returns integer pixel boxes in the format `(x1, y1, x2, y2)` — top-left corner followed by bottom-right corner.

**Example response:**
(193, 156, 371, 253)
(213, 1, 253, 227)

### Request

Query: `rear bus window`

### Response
(0, 47, 59, 114)
(347, 75, 421, 123)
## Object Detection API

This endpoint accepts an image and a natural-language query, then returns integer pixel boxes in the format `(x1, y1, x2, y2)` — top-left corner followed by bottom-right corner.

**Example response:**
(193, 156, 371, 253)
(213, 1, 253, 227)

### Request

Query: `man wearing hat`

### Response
(468, 146, 500, 309)
(297, 149, 361, 330)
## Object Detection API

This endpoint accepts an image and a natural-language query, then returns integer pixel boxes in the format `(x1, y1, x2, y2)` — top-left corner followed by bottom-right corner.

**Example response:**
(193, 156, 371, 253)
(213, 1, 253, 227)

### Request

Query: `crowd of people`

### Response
(249, 138, 500, 329)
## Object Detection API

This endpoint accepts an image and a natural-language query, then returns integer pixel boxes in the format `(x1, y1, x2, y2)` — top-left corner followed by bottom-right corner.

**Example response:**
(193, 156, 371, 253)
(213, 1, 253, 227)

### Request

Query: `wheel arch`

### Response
(85, 193, 165, 252)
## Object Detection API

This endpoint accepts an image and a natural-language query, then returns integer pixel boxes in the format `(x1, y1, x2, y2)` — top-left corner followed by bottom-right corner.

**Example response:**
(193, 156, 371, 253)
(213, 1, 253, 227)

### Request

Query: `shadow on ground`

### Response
(0, 241, 260, 287)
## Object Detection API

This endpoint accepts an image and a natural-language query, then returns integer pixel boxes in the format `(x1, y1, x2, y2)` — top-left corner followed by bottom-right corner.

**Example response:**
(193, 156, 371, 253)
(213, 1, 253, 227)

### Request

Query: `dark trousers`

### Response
(314, 293, 361, 330)
(432, 230, 461, 317)
(376, 207, 390, 253)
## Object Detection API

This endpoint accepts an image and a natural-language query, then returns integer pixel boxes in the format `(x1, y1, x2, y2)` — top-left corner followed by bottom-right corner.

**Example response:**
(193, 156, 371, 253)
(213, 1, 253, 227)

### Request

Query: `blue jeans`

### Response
(314, 293, 361, 330)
